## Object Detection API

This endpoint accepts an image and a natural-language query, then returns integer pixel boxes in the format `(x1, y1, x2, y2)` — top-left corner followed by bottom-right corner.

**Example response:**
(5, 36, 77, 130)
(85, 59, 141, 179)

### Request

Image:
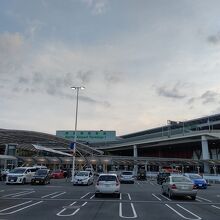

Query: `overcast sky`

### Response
(1, 0, 220, 136)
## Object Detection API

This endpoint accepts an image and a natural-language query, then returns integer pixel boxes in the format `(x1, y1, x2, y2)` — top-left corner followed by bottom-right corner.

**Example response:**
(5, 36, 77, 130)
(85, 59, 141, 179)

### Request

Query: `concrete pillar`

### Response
(201, 136, 210, 173)
(133, 145, 138, 176)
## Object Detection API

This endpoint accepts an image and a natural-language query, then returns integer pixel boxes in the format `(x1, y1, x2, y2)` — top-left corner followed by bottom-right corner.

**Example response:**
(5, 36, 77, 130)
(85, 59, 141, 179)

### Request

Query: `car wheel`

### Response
(191, 196, 196, 200)
(95, 193, 99, 198)
(168, 190, 173, 199)
(161, 187, 165, 195)
(116, 193, 120, 198)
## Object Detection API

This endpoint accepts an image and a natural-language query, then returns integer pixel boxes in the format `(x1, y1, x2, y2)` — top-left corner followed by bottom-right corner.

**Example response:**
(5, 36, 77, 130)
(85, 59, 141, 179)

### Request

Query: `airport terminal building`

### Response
(0, 114, 220, 174)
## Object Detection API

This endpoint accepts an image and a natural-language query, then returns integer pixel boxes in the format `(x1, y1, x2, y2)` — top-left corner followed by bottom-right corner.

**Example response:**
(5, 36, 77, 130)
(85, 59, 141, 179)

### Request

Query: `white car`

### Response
(119, 171, 135, 184)
(95, 173, 120, 198)
(6, 167, 37, 184)
(73, 171, 94, 185)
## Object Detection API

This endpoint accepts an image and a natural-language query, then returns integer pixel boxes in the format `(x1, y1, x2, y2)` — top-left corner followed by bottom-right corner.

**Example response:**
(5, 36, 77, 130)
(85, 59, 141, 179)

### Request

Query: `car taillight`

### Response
(171, 184, 177, 189)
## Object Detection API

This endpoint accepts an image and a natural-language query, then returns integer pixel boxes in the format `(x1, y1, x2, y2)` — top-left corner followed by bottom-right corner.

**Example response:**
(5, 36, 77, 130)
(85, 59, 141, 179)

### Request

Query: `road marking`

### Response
(0, 201, 32, 212)
(211, 205, 220, 210)
(41, 191, 61, 198)
(11, 191, 35, 198)
(51, 192, 66, 199)
(127, 193, 131, 201)
(152, 193, 161, 201)
(119, 203, 137, 219)
(160, 194, 171, 201)
(120, 193, 122, 200)
(0, 190, 4, 193)
(165, 204, 201, 220)
(176, 204, 202, 220)
(2, 191, 33, 198)
(89, 195, 95, 199)
(57, 199, 88, 216)
(149, 182, 154, 186)
(196, 196, 212, 203)
(195, 199, 203, 202)
(82, 202, 87, 207)
(80, 192, 90, 199)
(0, 201, 43, 215)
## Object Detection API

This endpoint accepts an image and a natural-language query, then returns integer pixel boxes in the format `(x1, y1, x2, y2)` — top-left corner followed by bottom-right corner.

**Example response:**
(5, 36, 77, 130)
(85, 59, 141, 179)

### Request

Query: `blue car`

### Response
(184, 173, 207, 189)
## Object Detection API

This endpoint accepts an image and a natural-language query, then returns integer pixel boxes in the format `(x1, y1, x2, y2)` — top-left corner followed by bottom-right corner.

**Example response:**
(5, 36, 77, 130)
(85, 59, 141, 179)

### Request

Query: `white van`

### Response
(6, 167, 37, 184)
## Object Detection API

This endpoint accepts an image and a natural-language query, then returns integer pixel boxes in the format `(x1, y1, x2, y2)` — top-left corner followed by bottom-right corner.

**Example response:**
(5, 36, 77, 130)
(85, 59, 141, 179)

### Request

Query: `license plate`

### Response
(10, 180, 14, 182)
(199, 184, 202, 186)
(36, 181, 39, 183)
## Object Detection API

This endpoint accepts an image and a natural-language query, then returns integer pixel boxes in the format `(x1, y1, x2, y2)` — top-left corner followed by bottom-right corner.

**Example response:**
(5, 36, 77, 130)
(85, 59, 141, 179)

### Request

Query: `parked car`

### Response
(73, 171, 94, 185)
(95, 173, 120, 198)
(184, 173, 207, 189)
(6, 167, 37, 184)
(31, 169, 51, 185)
(137, 169, 146, 180)
(157, 172, 171, 185)
(119, 171, 135, 184)
(161, 175, 197, 200)
(51, 170, 64, 179)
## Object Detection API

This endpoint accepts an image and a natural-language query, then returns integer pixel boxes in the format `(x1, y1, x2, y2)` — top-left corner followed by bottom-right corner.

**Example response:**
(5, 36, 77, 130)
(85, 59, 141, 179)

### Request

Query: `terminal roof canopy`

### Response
(0, 129, 103, 156)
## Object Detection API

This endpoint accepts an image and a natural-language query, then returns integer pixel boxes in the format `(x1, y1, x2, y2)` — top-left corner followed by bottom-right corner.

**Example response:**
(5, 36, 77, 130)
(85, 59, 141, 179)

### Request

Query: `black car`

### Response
(31, 169, 51, 185)
(137, 169, 146, 180)
(157, 172, 170, 185)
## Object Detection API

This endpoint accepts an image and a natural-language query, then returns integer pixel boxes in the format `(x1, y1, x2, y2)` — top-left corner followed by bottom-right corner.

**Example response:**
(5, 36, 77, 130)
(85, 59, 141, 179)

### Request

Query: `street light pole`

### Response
(71, 86, 85, 182)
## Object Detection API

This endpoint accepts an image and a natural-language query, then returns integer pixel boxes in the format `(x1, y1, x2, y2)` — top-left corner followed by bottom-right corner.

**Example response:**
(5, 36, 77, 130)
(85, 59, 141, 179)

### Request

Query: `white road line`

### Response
(211, 205, 220, 210)
(196, 196, 212, 203)
(82, 202, 87, 207)
(149, 182, 154, 186)
(12, 191, 35, 198)
(0, 201, 32, 213)
(120, 193, 122, 200)
(119, 203, 137, 219)
(0, 190, 4, 193)
(51, 192, 66, 199)
(80, 192, 90, 199)
(57, 199, 88, 217)
(127, 193, 131, 201)
(2, 191, 30, 198)
(89, 195, 95, 199)
(160, 194, 171, 201)
(152, 193, 162, 201)
(195, 199, 203, 202)
(0, 201, 43, 215)
(165, 204, 201, 220)
(41, 191, 60, 198)
(176, 204, 202, 220)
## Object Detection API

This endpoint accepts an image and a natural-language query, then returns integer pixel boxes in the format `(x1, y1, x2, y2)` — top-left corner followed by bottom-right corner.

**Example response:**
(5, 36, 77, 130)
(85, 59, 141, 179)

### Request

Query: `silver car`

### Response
(161, 175, 197, 200)
(95, 173, 120, 198)
(119, 171, 135, 184)
(73, 171, 94, 185)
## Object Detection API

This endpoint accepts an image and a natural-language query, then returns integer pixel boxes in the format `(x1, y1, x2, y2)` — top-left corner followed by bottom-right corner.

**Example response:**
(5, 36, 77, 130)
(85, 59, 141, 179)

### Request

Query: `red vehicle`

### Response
(51, 170, 64, 179)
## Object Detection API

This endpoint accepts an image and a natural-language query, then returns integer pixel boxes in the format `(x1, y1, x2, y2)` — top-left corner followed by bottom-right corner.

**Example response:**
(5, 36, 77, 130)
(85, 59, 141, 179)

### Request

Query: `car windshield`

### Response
(122, 172, 133, 175)
(77, 172, 89, 176)
(9, 168, 25, 174)
(36, 169, 48, 175)
(188, 174, 202, 179)
(172, 177, 192, 183)
(99, 175, 117, 181)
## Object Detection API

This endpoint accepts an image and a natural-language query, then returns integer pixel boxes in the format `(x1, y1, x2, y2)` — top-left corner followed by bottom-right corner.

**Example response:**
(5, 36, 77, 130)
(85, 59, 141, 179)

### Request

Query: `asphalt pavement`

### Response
(0, 178, 220, 220)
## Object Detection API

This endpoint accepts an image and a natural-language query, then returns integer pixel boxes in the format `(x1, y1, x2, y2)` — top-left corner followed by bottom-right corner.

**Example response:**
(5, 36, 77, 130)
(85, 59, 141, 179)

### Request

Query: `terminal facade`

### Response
(0, 114, 220, 174)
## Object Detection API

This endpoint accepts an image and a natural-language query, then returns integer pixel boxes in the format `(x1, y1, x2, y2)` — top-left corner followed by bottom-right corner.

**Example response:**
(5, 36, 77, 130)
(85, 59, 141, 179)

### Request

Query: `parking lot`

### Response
(0, 178, 220, 220)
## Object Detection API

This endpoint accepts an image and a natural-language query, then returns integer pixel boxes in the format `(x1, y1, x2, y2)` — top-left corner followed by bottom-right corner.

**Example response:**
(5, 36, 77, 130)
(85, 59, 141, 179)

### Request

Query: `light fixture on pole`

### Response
(71, 86, 85, 182)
